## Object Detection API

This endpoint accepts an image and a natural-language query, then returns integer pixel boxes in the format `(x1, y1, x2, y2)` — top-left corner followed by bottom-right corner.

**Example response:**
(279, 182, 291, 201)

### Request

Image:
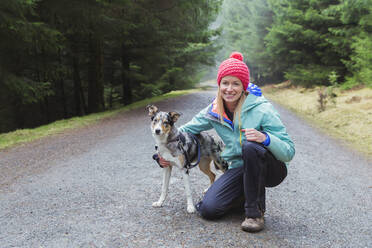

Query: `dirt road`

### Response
(0, 89, 371, 247)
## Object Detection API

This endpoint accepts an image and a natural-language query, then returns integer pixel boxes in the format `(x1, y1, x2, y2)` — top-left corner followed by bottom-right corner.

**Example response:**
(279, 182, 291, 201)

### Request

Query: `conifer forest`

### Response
(1, 0, 371, 133)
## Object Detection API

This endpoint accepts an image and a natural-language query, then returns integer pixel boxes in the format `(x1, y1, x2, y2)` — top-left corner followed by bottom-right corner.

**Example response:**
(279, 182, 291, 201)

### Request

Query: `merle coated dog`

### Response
(147, 105, 228, 213)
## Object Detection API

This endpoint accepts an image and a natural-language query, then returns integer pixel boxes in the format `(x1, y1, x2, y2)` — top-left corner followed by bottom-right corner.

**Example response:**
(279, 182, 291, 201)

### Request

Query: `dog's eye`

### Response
(163, 123, 169, 127)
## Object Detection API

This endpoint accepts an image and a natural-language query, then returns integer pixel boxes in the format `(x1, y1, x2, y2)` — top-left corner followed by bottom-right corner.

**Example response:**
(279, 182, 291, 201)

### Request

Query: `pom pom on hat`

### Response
(229, 52, 244, 61)
(217, 52, 250, 90)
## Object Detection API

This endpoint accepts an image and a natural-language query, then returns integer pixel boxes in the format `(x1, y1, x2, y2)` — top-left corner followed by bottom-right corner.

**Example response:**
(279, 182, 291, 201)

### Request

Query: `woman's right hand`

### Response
(158, 155, 171, 168)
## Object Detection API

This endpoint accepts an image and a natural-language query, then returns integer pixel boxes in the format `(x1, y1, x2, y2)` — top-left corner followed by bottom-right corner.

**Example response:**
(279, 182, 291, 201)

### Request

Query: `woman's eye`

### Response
(221, 81, 228, 85)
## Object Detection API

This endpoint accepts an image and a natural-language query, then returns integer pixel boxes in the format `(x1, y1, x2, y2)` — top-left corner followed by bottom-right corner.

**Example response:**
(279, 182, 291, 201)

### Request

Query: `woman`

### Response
(158, 52, 295, 232)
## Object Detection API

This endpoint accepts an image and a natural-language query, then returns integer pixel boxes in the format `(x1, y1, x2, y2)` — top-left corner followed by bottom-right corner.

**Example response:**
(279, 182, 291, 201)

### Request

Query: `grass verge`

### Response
(0, 89, 200, 151)
(262, 82, 372, 159)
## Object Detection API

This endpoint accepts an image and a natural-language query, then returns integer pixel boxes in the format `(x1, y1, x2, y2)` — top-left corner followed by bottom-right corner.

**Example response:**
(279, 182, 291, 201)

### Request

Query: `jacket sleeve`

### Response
(178, 105, 213, 134)
(261, 108, 295, 163)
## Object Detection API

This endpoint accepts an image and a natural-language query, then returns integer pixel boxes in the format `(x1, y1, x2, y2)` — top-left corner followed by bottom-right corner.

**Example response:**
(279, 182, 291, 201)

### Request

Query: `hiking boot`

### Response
(241, 217, 265, 232)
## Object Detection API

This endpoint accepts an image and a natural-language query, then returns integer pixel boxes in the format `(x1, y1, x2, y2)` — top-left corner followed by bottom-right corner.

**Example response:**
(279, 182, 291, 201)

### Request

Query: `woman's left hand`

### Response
(241, 128, 266, 143)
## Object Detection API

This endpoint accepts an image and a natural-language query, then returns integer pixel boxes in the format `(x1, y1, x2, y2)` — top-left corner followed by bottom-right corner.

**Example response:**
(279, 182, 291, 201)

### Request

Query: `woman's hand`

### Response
(158, 155, 171, 168)
(241, 128, 266, 143)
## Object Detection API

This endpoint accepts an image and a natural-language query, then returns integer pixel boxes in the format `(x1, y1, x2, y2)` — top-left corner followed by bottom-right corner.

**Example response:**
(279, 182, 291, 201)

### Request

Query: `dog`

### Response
(147, 104, 228, 213)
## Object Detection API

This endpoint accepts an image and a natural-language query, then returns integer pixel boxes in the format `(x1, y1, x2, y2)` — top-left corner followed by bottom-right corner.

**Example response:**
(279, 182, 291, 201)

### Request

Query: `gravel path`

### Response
(0, 89, 371, 248)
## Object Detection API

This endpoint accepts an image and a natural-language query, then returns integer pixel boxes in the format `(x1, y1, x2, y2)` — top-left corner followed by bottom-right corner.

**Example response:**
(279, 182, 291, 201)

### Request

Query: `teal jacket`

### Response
(179, 94, 295, 169)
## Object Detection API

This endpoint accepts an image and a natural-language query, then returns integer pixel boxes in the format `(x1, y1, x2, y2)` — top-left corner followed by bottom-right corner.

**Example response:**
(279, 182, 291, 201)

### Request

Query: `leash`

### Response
(152, 133, 201, 173)
(179, 133, 201, 174)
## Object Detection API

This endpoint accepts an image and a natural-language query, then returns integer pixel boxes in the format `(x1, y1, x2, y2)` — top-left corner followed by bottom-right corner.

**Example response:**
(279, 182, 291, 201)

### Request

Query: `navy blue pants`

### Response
(196, 141, 287, 219)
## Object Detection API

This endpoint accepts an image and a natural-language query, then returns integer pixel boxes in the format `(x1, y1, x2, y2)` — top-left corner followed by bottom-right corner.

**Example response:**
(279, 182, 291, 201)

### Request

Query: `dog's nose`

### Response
(155, 129, 161, 135)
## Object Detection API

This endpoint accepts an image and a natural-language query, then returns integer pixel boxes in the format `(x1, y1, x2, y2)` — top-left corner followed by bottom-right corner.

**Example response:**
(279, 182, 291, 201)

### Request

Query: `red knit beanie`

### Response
(217, 52, 250, 91)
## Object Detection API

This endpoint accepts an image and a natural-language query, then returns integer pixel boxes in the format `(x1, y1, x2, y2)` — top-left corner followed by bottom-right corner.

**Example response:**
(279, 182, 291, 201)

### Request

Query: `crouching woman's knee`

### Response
(242, 141, 264, 159)
(196, 201, 224, 220)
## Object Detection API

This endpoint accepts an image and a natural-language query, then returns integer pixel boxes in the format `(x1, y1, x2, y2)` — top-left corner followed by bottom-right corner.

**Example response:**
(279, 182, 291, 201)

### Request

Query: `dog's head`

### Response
(146, 105, 181, 138)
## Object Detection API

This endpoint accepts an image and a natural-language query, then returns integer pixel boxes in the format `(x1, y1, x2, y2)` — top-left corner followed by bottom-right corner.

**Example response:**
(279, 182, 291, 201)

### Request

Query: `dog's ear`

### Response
(146, 105, 158, 117)
(169, 111, 181, 123)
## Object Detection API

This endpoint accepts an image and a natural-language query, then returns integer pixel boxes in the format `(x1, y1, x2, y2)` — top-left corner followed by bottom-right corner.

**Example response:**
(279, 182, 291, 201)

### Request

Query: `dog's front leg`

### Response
(183, 171, 196, 213)
(152, 166, 172, 208)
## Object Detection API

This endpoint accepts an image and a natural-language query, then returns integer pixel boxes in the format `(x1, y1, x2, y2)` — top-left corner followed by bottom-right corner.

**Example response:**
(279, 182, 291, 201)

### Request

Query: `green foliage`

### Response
(0, 0, 222, 133)
(0, 0, 63, 110)
(328, 71, 339, 86)
(266, 0, 346, 86)
(345, 2, 372, 87)
(220, 0, 372, 89)
(284, 64, 334, 87)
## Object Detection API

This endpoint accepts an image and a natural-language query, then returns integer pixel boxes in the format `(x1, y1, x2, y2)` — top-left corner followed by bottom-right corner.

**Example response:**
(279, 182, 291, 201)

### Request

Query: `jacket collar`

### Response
(207, 99, 234, 129)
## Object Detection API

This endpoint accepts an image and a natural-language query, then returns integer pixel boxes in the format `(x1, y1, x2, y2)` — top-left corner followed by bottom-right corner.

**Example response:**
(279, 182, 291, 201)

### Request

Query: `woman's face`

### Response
(219, 76, 244, 104)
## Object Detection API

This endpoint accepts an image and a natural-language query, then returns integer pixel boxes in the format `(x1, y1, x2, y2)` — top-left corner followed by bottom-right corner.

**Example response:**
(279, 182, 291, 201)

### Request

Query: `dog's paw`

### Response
(187, 205, 196, 213)
(152, 201, 163, 208)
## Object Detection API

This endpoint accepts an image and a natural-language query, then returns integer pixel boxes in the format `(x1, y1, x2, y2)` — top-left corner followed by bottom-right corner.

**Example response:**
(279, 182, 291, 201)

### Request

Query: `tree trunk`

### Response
(121, 44, 132, 105)
(88, 34, 105, 113)
(72, 54, 85, 116)
(58, 50, 67, 118)
(109, 84, 113, 109)
(44, 97, 50, 123)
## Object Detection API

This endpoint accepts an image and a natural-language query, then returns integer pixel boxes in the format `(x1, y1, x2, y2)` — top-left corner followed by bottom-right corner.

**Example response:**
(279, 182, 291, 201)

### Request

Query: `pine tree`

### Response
(331, 0, 372, 87)
(0, 0, 63, 130)
(0, 0, 223, 133)
(265, 0, 346, 86)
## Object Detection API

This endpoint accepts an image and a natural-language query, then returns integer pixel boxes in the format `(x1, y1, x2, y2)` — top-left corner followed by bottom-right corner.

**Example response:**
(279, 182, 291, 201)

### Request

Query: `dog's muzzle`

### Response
(155, 129, 161, 135)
